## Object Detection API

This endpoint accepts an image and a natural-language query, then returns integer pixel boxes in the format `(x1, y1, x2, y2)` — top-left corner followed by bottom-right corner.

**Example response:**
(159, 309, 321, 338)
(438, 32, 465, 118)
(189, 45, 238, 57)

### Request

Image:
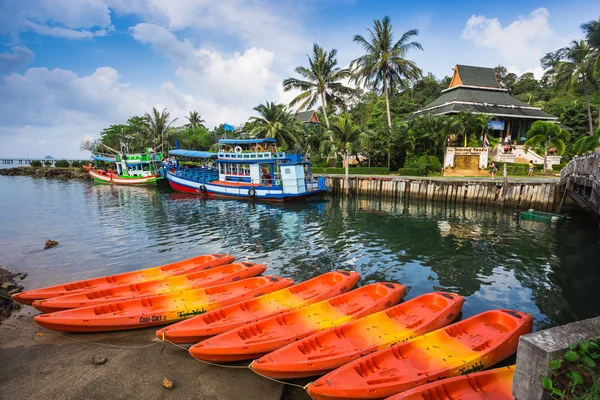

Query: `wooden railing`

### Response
(560, 153, 600, 215)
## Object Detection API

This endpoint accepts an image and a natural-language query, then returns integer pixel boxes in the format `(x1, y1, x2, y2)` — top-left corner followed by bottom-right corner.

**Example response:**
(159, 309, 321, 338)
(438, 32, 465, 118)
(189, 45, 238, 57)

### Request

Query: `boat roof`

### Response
(92, 155, 116, 162)
(169, 149, 217, 158)
(218, 138, 277, 145)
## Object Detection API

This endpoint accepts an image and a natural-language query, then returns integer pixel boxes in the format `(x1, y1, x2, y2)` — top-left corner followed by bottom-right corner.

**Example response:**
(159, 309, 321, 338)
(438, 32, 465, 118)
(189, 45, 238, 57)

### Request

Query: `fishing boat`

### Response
(89, 147, 164, 185)
(165, 138, 329, 201)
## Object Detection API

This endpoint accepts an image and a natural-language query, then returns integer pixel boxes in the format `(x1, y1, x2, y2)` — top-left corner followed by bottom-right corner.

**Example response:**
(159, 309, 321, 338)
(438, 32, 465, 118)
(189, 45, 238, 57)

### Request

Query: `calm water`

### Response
(1, 176, 599, 330)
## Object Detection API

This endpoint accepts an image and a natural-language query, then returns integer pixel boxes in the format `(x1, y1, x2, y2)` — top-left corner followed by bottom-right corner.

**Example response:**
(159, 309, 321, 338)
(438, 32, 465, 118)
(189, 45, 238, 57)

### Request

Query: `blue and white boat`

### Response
(165, 138, 329, 202)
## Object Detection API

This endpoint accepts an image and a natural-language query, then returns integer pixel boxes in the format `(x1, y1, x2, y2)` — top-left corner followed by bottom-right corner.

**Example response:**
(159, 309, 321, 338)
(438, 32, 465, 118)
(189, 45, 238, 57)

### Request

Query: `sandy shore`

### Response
(0, 304, 284, 400)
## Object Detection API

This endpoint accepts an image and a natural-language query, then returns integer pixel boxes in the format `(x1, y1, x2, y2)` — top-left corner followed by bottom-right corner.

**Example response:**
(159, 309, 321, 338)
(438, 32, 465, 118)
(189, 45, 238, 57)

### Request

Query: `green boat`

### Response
(519, 209, 566, 223)
(89, 149, 164, 186)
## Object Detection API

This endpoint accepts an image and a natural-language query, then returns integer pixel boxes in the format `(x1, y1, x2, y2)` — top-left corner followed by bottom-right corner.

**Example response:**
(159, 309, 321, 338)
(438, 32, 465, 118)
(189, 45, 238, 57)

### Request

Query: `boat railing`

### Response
(218, 151, 286, 160)
(174, 167, 219, 184)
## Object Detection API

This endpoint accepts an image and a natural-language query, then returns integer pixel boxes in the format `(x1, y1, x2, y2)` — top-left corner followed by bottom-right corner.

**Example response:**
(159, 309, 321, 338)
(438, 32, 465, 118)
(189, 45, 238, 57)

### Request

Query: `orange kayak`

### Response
(32, 262, 266, 313)
(306, 309, 532, 400)
(157, 270, 361, 344)
(13, 254, 235, 305)
(189, 282, 405, 363)
(386, 365, 515, 400)
(34, 276, 293, 332)
(251, 292, 464, 379)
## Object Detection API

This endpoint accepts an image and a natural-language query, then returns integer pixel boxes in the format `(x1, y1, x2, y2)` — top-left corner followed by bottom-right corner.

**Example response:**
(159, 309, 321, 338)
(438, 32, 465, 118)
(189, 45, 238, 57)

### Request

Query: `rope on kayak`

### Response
(161, 338, 247, 369)
(248, 365, 308, 390)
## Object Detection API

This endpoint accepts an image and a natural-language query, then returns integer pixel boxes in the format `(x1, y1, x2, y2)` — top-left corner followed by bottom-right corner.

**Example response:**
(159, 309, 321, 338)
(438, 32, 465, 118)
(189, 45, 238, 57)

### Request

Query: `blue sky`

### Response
(0, 0, 597, 158)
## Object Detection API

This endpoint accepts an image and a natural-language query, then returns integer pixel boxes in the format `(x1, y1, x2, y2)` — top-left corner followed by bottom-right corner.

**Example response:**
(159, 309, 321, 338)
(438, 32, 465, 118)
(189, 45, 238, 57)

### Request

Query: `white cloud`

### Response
(0, 47, 35, 73)
(461, 8, 565, 77)
(25, 20, 110, 39)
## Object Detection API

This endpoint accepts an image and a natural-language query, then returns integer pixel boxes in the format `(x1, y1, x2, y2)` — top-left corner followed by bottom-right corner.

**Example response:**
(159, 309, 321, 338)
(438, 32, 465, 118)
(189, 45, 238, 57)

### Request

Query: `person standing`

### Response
(528, 160, 534, 178)
(490, 161, 497, 179)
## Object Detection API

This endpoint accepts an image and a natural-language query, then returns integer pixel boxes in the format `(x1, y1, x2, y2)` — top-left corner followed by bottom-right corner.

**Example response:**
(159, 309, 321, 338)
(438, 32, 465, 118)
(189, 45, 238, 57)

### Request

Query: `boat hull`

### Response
(156, 270, 361, 344)
(34, 276, 294, 332)
(32, 262, 266, 313)
(251, 292, 464, 379)
(167, 171, 328, 202)
(12, 254, 235, 305)
(90, 170, 163, 185)
(189, 282, 405, 363)
(306, 309, 533, 400)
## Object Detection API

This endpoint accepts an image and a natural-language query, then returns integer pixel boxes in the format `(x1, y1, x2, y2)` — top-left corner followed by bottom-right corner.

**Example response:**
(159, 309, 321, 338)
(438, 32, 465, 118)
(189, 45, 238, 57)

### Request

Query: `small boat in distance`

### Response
(165, 138, 329, 201)
(89, 148, 164, 185)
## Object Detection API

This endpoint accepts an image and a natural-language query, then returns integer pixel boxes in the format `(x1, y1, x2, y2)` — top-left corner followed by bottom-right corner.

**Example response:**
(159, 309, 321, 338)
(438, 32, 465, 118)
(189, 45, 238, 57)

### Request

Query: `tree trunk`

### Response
(582, 76, 594, 135)
(344, 149, 350, 195)
(383, 77, 392, 129)
(320, 92, 330, 129)
(543, 141, 548, 173)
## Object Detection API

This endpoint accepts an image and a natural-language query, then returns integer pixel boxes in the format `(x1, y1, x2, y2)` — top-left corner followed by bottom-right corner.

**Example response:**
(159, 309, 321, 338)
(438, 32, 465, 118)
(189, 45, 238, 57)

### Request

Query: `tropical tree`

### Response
(298, 123, 326, 158)
(573, 127, 600, 154)
(322, 117, 362, 189)
(249, 102, 300, 149)
(351, 16, 423, 129)
(553, 40, 596, 135)
(185, 111, 205, 129)
(144, 107, 177, 149)
(525, 121, 570, 172)
(283, 44, 354, 129)
(455, 111, 489, 147)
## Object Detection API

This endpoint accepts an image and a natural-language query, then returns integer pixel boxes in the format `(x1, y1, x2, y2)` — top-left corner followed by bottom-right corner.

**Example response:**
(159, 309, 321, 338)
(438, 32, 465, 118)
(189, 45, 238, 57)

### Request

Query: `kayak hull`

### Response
(157, 270, 361, 344)
(386, 365, 515, 400)
(251, 292, 464, 379)
(32, 262, 266, 313)
(189, 282, 406, 363)
(306, 309, 533, 400)
(13, 254, 235, 305)
(34, 276, 293, 333)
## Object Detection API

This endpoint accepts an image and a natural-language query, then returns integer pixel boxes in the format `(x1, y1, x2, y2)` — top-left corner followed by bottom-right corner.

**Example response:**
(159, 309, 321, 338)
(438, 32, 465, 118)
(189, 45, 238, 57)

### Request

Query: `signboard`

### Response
(488, 120, 505, 130)
(449, 147, 488, 155)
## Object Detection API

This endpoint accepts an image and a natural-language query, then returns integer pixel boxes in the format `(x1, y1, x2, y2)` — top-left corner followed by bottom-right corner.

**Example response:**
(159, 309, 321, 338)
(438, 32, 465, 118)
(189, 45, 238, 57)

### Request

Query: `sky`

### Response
(0, 0, 597, 158)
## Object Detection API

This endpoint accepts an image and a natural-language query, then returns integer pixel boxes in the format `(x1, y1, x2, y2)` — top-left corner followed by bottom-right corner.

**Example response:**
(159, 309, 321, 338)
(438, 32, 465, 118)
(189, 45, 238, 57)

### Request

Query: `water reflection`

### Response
(0, 176, 599, 331)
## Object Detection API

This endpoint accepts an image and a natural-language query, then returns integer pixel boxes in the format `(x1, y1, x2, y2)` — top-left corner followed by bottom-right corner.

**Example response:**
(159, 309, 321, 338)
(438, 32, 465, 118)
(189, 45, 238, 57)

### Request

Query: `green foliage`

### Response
(43, 160, 51, 166)
(249, 102, 300, 150)
(70, 161, 81, 168)
(54, 160, 70, 168)
(311, 167, 389, 175)
(573, 128, 600, 155)
(398, 167, 427, 176)
(543, 337, 600, 399)
(30, 160, 42, 167)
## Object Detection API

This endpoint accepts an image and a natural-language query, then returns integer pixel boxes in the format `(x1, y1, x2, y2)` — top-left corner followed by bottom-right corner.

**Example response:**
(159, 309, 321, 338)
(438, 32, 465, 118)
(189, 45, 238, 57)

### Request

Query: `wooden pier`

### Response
(560, 153, 600, 216)
(322, 175, 559, 211)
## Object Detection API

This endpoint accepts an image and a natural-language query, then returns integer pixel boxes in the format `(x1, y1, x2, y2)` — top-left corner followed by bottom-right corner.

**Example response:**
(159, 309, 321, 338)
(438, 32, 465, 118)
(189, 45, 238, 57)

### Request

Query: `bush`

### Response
(494, 162, 547, 175)
(335, 161, 343, 168)
(427, 156, 442, 172)
(70, 160, 82, 168)
(398, 167, 427, 176)
(55, 159, 70, 168)
(30, 160, 42, 167)
(43, 160, 52, 166)
(311, 167, 389, 175)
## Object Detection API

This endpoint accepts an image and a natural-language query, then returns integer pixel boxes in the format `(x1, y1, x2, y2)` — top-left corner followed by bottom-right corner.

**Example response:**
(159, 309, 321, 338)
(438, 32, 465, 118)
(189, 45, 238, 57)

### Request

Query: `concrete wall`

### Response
(513, 316, 600, 399)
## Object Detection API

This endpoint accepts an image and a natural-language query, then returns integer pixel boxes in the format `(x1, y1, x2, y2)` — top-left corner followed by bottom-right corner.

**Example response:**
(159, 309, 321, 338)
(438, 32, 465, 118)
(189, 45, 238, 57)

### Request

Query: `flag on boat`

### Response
(224, 123, 235, 131)
(483, 133, 490, 148)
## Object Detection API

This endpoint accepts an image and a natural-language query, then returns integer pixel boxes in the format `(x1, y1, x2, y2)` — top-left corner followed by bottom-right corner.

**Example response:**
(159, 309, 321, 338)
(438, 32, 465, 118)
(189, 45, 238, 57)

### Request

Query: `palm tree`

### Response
(249, 102, 299, 149)
(455, 111, 489, 147)
(144, 107, 177, 149)
(554, 40, 596, 135)
(283, 44, 354, 129)
(185, 111, 205, 129)
(524, 121, 569, 173)
(351, 17, 423, 129)
(322, 117, 362, 191)
(573, 128, 600, 154)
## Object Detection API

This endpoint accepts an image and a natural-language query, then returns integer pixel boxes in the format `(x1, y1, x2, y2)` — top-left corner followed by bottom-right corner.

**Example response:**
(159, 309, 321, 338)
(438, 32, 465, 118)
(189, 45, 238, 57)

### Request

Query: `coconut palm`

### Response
(553, 40, 596, 135)
(573, 128, 600, 154)
(524, 121, 569, 173)
(249, 102, 299, 150)
(351, 17, 423, 129)
(581, 18, 600, 61)
(321, 117, 362, 190)
(185, 111, 205, 129)
(144, 107, 177, 149)
(283, 44, 355, 129)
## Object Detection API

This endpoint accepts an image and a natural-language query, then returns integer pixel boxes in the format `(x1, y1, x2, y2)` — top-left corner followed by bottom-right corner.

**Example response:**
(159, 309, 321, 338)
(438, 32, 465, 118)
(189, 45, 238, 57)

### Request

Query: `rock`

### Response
(8, 288, 21, 296)
(93, 356, 107, 365)
(0, 289, 10, 300)
(162, 378, 174, 389)
(44, 240, 59, 250)
(36, 333, 43, 337)
(19, 273, 27, 280)
(1, 282, 17, 291)
(1, 309, 10, 318)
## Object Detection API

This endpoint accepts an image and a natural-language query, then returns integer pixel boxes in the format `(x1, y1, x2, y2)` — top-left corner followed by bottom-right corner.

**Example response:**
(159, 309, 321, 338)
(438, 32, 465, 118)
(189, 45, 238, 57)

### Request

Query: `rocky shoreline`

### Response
(0, 167, 90, 180)
(0, 266, 25, 322)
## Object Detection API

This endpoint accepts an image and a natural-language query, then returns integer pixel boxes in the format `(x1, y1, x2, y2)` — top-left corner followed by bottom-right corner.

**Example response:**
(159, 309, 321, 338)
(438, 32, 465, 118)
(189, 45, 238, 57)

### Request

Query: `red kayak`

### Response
(13, 254, 235, 305)
(306, 309, 532, 400)
(189, 282, 405, 363)
(251, 292, 464, 379)
(32, 262, 266, 313)
(386, 365, 515, 400)
(157, 270, 361, 344)
(34, 276, 293, 332)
